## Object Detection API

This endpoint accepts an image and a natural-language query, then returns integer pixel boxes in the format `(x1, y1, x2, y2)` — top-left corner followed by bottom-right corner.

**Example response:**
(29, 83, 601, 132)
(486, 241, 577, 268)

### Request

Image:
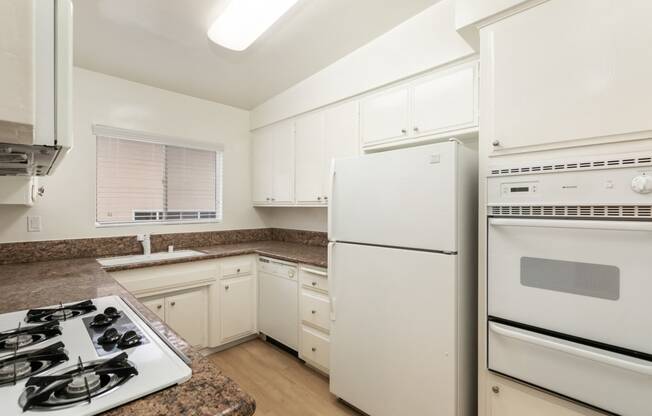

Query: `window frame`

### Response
(93, 124, 224, 228)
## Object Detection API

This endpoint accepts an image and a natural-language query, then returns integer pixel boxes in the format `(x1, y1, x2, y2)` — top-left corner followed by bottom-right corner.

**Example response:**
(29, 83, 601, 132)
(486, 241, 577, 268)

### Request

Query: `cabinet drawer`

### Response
(301, 291, 330, 332)
(301, 327, 330, 371)
(222, 258, 254, 279)
(299, 266, 328, 292)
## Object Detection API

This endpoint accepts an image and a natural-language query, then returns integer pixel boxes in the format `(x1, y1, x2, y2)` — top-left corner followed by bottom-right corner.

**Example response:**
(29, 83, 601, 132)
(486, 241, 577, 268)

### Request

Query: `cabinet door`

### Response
(295, 112, 326, 204)
(360, 86, 409, 146)
(165, 289, 207, 347)
(483, 0, 652, 153)
(271, 120, 295, 204)
(489, 377, 597, 416)
(412, 63, 477, 137)
(141, 296, 165, 321)
(252, 127, 273, 204)
(324, 101, 359, 199)
(220, 277, 256, 342)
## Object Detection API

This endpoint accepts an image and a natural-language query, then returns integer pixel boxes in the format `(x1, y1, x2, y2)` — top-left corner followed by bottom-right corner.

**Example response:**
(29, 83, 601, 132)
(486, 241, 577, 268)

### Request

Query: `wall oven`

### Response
(487, 151, 652, 416)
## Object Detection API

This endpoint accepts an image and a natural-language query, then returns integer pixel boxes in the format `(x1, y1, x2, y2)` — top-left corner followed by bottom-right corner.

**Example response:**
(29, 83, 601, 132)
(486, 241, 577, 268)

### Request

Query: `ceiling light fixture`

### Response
(207, 0, 299, 51)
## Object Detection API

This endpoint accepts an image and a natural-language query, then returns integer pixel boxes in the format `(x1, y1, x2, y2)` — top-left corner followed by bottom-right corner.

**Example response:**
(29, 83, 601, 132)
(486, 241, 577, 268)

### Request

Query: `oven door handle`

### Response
(489, 217, 652, 232)
(490, 323, 652, 376)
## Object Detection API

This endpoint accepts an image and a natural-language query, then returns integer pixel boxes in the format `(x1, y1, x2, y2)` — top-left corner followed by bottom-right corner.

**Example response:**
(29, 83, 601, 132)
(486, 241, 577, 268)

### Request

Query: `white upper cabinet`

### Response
(252, 120, 295, 205)
(252, 128, 273, 204)
(482, 0, 652, 155)
(295, 112, 326, 204)
(360, 86, 410, 146)
(361, 61, 479, 149)
(271, 120, 295, 204)
(323, 101, 360, 198)
(412, 64, 477, 138)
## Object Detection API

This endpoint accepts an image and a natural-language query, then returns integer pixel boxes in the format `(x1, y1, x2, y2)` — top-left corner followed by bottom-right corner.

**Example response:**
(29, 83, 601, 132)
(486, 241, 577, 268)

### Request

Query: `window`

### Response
(95, 126, 223, 225)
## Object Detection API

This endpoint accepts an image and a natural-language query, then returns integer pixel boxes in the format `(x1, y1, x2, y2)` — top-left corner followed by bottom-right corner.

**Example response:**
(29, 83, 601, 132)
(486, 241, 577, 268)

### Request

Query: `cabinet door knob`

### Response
(413, 127, 419, 132)
(236, 268, 241, 273)
(324, 196, 328, 201)
(317, 196, 322, 201)
(266, 197, 271, 201)
(271, 198, 276, 201)
(311, 310, 317, 314)
(492, 140, 501, 147)
(170, 301, 176, 306)
(401, 129, 407, 134)
(225, 285, 230, 290)
(156, 305, 162, 309)
(311, 281, 317, 286)
(311, 347, 317, 352)
(492, 386, 500, 394)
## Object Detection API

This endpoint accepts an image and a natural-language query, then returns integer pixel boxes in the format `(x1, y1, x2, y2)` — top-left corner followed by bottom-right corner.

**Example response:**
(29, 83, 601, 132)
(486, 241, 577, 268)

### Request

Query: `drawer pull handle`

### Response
(311, 310, 317, 314)
(311, 282, 317, 286)
(490, 322, 652, 375)
(170, 302, 176, 306)
(311, 347, 317, 352)
(156, 305, 162, 309)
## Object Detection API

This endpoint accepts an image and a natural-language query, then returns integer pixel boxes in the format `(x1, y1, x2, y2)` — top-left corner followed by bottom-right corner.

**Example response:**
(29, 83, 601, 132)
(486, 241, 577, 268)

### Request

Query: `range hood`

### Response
(0, 0, 73, 176)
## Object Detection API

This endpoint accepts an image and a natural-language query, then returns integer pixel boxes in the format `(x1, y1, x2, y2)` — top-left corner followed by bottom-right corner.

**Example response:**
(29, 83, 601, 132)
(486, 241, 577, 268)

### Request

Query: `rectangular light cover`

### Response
(208, 0, 299, 51)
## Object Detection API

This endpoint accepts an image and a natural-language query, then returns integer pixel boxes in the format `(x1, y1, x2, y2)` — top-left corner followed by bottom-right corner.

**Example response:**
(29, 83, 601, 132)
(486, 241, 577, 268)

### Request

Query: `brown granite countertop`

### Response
(0, 258, 256, 416)
(102, 240, 328, 272)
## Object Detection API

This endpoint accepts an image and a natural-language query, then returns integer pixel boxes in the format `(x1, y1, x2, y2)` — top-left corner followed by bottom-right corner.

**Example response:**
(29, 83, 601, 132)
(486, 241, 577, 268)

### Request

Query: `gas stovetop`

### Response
(0, 296, 191, 415)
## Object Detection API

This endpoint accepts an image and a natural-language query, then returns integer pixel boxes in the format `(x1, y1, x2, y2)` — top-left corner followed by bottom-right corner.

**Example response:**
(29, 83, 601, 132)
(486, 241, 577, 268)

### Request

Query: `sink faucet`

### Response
(137, 234, 151, 256)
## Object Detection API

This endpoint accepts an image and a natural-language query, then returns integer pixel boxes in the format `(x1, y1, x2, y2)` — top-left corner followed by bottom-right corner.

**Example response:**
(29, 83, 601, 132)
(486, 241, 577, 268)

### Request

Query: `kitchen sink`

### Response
(97, 250, 205, 267)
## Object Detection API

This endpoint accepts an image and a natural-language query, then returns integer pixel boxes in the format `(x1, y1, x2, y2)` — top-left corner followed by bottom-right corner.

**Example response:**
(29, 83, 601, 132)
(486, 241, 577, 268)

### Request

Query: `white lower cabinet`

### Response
(141, 288, 208, 347)
(488, 375, 600, 416)
(219, 276, 257, 343)
(298, 265, 330, 374)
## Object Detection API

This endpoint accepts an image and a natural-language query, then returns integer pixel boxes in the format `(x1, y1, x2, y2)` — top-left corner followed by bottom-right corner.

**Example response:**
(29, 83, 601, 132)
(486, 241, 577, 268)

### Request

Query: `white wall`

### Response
(257, 208, 327, 233)
(0, 68, 266, 243)
(251, 0, 475, 129)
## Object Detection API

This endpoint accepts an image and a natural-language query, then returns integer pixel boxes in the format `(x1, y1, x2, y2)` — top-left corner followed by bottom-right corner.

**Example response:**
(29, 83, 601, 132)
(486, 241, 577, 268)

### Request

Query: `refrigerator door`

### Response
(329, 142, 458, 252)
(329, 242, 458, 416)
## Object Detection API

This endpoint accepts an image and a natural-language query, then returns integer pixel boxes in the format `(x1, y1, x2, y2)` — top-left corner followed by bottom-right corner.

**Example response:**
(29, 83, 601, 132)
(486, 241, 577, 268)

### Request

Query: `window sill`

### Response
(95, 219, 223, 228)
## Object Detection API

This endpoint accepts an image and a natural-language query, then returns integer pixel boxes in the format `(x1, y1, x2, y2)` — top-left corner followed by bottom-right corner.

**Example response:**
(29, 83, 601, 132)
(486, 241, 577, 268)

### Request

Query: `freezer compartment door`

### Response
(329, 242, 457, 416)
(330, 142, 458, 252)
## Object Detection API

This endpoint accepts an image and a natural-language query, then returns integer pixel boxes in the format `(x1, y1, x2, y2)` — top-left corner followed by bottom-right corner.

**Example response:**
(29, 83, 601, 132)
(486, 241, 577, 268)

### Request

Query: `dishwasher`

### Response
(258, 256, 298, 350)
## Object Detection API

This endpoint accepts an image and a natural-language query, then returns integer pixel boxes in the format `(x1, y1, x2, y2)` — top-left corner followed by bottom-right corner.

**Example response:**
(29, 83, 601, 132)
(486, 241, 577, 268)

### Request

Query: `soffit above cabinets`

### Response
(72, 0, 441, 110)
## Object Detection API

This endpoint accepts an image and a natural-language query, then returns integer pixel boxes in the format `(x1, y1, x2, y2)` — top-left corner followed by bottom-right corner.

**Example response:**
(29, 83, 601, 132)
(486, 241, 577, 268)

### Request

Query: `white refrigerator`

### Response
(328, 141, 477, 416)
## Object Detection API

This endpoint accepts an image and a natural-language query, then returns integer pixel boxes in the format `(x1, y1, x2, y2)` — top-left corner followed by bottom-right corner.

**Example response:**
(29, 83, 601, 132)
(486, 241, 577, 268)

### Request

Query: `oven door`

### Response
(488, 217, 652, 355)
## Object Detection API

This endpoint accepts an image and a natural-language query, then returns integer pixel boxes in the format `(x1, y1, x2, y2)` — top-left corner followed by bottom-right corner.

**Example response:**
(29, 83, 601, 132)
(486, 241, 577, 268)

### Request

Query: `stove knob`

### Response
(98, 328, 120, 344)
(91, 313, 111, 327)
(103, 307, 121, 320)
(632, 175, 652, 194)
(118, 330, 142, 349)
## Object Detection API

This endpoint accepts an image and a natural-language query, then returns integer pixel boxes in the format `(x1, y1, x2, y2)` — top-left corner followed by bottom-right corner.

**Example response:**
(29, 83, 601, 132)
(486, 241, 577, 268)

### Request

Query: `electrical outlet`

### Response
(27, 216, 42, 232)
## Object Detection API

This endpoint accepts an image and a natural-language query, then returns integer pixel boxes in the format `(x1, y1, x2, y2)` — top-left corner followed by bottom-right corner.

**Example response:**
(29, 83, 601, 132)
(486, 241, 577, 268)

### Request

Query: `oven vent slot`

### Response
(489, 154, 652, 176)
(488, 205, 652, 218)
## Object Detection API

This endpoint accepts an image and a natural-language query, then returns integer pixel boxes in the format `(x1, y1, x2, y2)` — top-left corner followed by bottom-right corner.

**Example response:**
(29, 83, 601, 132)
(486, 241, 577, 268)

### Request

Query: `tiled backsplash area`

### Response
(0, 228, 327, 265)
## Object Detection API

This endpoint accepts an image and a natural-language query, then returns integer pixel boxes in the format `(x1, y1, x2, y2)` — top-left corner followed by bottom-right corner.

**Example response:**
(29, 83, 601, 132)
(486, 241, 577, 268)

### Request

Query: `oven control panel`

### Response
(488, 166, 652, 206)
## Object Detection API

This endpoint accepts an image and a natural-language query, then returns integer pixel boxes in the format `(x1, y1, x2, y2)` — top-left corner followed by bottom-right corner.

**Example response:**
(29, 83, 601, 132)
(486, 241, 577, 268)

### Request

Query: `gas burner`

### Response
(25, 300, 97, 323)
(0, 342, 68, 386)
(0, 321, 62, 352)
(18, 353, 138, 411)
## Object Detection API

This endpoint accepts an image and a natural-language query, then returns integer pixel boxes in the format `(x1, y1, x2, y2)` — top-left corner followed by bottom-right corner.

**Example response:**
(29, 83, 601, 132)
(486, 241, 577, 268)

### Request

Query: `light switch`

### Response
(27, 216, 42, 232)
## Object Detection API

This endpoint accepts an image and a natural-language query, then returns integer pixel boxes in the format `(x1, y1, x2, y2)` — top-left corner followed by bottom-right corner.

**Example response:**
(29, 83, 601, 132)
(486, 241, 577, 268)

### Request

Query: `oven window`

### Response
(520, 257, 620, 300)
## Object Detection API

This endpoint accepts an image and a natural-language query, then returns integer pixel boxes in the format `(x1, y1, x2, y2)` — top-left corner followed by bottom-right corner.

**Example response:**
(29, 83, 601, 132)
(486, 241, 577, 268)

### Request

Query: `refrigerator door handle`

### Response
(328, 242, 336, 322)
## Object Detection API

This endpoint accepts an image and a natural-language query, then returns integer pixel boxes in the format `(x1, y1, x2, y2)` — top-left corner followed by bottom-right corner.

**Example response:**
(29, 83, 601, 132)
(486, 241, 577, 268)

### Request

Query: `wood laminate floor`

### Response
(208, 339, 361, 416)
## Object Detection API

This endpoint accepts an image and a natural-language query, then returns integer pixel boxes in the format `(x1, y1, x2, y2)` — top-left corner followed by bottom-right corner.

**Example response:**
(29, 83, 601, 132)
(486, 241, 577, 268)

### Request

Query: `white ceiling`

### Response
(73, 0, 440, 110)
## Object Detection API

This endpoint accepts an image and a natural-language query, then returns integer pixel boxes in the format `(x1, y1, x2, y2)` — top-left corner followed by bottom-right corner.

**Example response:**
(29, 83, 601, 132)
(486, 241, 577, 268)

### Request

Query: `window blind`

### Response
(96, 135, 222, 225)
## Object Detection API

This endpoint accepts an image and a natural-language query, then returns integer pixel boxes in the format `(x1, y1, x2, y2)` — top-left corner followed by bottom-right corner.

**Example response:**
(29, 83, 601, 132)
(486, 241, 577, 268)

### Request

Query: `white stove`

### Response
(0, 296, 192, 415)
